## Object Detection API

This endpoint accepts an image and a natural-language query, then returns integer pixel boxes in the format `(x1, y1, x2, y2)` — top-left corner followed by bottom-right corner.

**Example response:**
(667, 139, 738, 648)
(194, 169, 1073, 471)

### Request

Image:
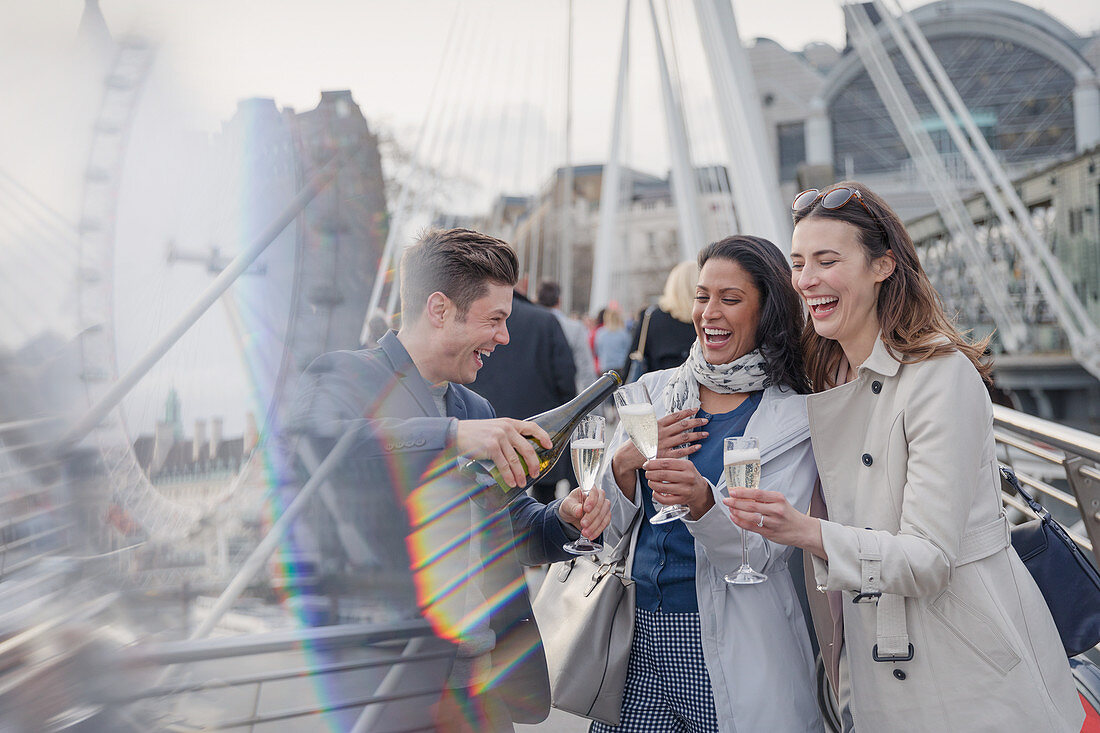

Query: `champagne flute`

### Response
(613, 382, 690, 524)
(723, 436, 767, 584)
(564, 414, 606, 555)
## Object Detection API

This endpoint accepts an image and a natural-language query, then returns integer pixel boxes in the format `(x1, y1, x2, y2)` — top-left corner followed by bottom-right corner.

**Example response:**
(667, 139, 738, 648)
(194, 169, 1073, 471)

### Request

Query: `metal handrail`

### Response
(122, 619, 448, 730)
(114, 648, 455, 703)
(126, 619, 438, 665)
(1013, 471, 1078, 511)
(993, 404, 1100, 564)
(993, 428, 1065, 465)
(993, 405, 1100, 465)
(209, 685, 443, 730)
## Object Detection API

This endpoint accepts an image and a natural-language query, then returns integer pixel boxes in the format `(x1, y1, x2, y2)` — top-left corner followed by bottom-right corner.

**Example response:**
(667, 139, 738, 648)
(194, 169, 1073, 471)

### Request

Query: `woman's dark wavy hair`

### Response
(697, 235, 810, 394)
(792, 180, 991, 391)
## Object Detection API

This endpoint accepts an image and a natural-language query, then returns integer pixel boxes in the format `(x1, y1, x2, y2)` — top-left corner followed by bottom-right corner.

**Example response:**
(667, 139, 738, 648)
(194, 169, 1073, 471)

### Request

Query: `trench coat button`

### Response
(871, 380, 882, 394)
(893, 669, 907, 681)
(861, 453, 873, 467)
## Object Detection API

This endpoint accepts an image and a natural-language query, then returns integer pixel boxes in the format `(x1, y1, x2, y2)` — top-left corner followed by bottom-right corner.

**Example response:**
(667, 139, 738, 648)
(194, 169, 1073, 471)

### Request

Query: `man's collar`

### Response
(380, 330, 445, 417)
(380, 330, 417, 377)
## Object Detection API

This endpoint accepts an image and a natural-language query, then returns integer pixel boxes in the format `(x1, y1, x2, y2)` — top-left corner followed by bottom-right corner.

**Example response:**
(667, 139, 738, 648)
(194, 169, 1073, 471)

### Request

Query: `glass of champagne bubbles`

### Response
(563, 414, 606, 555)
(613, 382, 690, 524)
(723, 436, 767, 584)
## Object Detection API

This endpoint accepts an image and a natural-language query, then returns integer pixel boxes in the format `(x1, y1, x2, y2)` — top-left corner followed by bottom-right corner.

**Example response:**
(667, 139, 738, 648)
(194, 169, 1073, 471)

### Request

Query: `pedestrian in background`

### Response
(628, 260, 698, 377)
(594, 306, 632, 380)
(589, 308, 605, 371)
(361, 309, 391, 349)
(536, 279, 597, 394)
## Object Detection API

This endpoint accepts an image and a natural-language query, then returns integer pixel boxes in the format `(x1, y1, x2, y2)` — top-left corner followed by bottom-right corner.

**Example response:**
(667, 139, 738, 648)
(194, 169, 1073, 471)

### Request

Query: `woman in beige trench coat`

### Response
(724, 181, 1083, 732)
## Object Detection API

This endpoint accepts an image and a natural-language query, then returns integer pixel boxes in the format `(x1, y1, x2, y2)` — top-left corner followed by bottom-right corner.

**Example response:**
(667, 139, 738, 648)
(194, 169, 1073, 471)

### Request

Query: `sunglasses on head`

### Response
(792, 186, 888, 238)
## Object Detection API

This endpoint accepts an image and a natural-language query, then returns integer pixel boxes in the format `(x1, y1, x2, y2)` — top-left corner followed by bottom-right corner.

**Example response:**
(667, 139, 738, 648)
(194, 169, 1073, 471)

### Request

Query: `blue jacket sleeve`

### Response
(507, 496, 580, 566)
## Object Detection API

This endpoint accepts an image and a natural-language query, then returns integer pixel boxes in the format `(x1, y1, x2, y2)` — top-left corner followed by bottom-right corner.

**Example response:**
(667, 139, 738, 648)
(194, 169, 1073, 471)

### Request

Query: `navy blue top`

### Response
(633, 391, 762, 613)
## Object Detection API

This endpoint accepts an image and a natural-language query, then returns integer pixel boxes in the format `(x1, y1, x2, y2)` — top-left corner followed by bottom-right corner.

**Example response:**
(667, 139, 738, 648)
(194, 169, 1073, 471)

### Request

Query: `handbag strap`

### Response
(630, 307, 655, 361)
(1000, 465, 1049, 518)
(598, 508, 643, 580)
(606, 508, 642, 563)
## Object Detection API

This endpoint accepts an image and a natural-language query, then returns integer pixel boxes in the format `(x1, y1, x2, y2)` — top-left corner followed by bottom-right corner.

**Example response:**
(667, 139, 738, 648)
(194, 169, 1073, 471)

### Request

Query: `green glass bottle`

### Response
(465, 371, 622, 511)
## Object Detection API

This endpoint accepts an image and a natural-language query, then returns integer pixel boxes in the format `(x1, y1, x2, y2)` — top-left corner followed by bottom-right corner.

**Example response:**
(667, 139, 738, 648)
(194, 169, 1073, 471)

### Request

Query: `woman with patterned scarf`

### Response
(594, 236, 823, 733)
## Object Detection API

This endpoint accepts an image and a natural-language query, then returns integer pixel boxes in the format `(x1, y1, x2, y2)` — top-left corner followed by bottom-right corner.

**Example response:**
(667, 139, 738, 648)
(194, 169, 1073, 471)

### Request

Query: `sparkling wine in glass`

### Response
(723, 436, 767, 584)
(564, 415, 606, 555)
(613, 382, 690, 524)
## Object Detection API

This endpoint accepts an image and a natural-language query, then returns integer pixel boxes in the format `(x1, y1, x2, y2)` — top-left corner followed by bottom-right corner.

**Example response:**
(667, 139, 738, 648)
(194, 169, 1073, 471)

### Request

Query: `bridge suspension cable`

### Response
(844, 1, 1029, 351)
(867, 0, 1100, 379)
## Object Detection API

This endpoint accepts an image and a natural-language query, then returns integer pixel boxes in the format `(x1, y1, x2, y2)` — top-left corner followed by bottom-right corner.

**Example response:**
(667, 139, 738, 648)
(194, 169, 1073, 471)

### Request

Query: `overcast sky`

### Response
(4, 1, 1099, 192)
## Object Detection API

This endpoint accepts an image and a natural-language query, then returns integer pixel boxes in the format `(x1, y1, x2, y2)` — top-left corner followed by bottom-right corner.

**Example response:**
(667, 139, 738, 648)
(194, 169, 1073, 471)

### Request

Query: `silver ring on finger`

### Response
(757, 513, 765, 528)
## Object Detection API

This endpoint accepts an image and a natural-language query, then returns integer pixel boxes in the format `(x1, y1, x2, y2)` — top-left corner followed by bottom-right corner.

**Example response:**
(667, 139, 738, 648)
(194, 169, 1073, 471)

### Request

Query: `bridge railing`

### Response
(993, 404, 1100, 564)
(119, 619, 452, 731)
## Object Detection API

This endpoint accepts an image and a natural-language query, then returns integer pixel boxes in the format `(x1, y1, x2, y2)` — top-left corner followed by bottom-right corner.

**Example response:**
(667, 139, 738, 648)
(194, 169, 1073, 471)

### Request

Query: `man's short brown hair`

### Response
(399, 228, 519, 321)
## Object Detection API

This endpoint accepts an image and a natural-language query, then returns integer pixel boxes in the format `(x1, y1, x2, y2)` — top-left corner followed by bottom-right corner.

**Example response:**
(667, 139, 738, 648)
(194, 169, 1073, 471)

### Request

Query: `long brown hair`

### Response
(793, 181, 991, 391)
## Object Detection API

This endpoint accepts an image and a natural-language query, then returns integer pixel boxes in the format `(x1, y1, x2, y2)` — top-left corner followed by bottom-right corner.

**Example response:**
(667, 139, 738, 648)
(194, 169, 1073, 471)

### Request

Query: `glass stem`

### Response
(741, 529, 749, 568)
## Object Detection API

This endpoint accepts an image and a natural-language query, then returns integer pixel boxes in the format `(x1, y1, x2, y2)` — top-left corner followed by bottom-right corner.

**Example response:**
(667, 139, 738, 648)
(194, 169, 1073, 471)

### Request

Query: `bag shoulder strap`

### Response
(604, 508, 643, 575)
(1000, 465, 1048, 518)
(631, 307, 656, 360)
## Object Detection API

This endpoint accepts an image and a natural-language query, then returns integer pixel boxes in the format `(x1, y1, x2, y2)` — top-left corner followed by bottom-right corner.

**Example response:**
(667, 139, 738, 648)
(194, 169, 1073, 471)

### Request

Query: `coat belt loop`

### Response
(853, 531, 883, 603)
(857, 531, 913, 661)
(955, 512, 1011, 566)
(874, 594, 913, 661)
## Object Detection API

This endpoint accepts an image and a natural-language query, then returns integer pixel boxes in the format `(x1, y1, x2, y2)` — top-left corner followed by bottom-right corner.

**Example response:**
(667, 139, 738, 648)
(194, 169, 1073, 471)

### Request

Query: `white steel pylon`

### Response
(590, 0, 631, 317)
(693, 0, 790, 250)
(647, 0, 707, 263)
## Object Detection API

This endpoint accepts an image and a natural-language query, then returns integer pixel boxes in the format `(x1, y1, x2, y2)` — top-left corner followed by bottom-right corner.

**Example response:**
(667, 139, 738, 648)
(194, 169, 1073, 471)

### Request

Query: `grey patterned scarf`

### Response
(662, 341, 769, 414)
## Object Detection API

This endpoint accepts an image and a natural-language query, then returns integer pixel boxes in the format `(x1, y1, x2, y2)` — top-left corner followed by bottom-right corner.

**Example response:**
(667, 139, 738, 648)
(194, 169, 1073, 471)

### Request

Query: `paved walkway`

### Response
(516, 706, 591, 732)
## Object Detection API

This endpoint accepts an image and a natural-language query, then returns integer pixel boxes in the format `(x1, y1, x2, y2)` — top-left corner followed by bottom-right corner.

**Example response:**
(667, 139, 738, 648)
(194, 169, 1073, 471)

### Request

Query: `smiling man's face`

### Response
(426, 283, 513, 385)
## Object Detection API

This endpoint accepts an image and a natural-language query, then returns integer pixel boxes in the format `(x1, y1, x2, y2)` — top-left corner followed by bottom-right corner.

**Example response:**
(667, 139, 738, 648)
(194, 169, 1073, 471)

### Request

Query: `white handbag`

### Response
(532, 512, 642, 725)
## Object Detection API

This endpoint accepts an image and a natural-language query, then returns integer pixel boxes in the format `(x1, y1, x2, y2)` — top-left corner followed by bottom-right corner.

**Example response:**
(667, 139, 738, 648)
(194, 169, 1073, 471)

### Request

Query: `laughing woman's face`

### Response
(790, 217, 894, 358)
(692, 258, 761, 365)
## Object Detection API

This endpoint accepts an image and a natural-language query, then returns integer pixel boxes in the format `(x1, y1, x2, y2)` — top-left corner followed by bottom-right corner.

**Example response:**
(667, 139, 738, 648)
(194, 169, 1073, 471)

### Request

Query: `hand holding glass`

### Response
(724, 436, 767, 584)
(564, 414, 606, 555)
(613, 382, 690, 524)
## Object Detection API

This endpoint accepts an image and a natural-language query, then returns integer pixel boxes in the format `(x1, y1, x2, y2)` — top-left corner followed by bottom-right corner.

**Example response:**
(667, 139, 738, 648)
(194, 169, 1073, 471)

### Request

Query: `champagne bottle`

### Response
(464, 371, 622, 511)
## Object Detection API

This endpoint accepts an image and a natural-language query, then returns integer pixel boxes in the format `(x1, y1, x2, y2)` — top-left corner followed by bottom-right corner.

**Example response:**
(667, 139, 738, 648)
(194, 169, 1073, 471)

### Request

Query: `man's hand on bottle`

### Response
(559, 486, 611, 539)
(454, 418, 552, 488)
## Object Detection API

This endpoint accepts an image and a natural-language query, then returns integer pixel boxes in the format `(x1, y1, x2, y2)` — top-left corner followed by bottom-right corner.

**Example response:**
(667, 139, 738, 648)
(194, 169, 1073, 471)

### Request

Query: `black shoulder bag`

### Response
(1003, 465, 1100, 656)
